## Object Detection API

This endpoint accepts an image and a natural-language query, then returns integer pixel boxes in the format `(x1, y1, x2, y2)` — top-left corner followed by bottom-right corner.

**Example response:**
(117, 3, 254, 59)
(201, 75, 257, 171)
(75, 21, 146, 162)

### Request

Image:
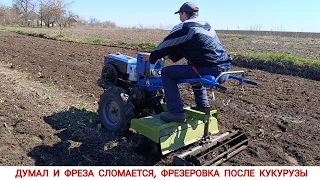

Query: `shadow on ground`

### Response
(28, 107, 158, 166)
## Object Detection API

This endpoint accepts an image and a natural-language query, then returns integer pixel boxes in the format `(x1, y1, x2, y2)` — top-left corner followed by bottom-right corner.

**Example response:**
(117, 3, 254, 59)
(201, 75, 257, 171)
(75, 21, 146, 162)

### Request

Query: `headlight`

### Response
(151, 70, 157, 76)
(149, 69, 162, 77)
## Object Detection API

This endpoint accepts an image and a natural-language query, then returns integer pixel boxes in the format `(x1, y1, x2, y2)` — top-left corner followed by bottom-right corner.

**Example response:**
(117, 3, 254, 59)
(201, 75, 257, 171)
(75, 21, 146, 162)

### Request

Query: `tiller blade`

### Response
(173, 130, 248, 166)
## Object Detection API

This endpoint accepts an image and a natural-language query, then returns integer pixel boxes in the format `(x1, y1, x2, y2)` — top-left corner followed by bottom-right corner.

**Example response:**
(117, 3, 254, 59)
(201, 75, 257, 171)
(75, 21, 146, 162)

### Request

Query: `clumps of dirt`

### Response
(0, 31, 319, 166)
(28, 107, 156, 166)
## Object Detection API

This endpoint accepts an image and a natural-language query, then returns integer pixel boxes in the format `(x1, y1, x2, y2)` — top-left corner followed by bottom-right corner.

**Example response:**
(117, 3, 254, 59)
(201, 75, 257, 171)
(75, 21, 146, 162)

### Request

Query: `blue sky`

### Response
(1, 0, 320, 32)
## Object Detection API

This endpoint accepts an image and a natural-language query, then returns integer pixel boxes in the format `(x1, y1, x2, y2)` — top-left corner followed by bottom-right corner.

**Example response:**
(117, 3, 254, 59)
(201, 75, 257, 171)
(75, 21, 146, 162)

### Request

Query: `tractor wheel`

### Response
(98, 86, 135, 133)
(101, 64, 118, 85)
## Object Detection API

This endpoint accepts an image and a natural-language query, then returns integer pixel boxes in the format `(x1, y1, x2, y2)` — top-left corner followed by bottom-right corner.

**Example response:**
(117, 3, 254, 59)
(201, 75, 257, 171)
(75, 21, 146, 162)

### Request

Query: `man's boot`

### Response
(160, 111, 186, 123)
(190, 106, 211, 114)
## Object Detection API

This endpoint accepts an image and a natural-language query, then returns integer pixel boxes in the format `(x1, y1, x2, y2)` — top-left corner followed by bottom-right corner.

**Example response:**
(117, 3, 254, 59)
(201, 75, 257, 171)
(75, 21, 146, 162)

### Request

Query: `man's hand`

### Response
(141, 54, 168, 65)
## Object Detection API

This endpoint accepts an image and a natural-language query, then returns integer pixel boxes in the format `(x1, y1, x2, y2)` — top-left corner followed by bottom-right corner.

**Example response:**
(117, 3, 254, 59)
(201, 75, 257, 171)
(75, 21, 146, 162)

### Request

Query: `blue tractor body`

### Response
(102, 52, 256, 92)
(104, 53, 138, 74)
(97, 52, 257, 166)
(103, 52, 164, 92)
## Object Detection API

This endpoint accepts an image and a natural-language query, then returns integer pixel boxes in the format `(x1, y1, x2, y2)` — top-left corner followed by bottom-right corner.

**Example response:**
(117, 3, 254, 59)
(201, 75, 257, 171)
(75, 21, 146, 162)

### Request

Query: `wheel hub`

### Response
(104, 100, 120, 125)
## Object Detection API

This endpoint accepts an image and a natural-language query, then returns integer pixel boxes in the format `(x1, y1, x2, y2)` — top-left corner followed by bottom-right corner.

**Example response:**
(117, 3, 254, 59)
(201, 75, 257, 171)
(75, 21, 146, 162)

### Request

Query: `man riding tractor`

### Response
(141, 2, 232, 123)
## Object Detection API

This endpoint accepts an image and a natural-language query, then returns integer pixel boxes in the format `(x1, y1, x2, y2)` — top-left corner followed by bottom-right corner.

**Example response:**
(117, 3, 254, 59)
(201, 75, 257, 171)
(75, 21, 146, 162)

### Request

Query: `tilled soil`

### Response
(0, 32, 319, 166)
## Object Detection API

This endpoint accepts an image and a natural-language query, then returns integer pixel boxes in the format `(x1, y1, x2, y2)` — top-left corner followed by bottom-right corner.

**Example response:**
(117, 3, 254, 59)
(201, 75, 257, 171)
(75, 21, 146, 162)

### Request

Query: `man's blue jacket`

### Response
(149, 16, 232, 68)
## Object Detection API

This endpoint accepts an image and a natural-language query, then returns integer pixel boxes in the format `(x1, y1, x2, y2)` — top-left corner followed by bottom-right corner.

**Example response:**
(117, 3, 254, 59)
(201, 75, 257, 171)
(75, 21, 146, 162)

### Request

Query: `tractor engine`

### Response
(97, 52, 165, 119)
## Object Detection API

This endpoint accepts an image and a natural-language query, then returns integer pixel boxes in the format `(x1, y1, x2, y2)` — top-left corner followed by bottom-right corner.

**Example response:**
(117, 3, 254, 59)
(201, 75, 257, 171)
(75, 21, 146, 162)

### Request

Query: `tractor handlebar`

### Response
(228, 75, 258, 86)
(243, 79, 258, 85)
(216, 71, 258, 86)
(215, 84, 228, 91)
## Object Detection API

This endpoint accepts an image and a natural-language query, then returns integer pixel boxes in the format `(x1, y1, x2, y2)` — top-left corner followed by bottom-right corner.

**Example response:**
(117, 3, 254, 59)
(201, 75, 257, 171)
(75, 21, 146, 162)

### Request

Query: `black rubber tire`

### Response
(101, 64, 118, 85)
(98, 86, 135, 133)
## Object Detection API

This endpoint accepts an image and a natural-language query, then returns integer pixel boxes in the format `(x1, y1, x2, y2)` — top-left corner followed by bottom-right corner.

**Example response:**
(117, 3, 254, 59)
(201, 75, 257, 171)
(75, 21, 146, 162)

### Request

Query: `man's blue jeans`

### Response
(161, 65, 228, 113)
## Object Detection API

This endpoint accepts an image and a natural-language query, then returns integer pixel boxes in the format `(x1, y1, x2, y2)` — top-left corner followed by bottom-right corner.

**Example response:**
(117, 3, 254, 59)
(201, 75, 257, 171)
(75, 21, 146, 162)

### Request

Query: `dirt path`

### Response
(0, 32, 319, 166)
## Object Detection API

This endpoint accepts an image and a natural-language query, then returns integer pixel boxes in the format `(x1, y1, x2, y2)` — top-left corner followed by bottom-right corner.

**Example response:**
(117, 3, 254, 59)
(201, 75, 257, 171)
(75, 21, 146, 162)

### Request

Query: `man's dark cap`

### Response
(174, 2, 199, 14)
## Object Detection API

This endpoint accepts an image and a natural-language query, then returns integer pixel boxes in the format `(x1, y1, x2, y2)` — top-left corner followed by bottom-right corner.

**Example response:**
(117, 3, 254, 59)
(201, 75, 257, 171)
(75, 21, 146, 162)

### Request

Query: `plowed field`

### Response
(0, 31, 319, 166)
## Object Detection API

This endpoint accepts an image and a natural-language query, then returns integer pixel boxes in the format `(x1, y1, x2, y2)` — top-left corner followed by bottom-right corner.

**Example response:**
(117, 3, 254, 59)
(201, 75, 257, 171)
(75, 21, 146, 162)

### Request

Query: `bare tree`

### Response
(87, 17, 116, 28)
(37, 0, 48, 27)
(0, 3, 20, 25)
(65, 10, 78, 27)
(48, 0, 73, 34)
(0, 4, 8, 25)
(1, 0, 82, 28)
(102, 21, 116, 28)
(73, 16, 88, 26)
(40, 0, 58, 28)
(12, 0, 36, 26)
(44, 2, 56, 27)
(89, 16, 100, 25)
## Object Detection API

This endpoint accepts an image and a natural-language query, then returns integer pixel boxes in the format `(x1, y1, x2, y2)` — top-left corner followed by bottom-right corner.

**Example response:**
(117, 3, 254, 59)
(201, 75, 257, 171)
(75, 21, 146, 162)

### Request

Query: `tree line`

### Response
(0, 0, 116, 28)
